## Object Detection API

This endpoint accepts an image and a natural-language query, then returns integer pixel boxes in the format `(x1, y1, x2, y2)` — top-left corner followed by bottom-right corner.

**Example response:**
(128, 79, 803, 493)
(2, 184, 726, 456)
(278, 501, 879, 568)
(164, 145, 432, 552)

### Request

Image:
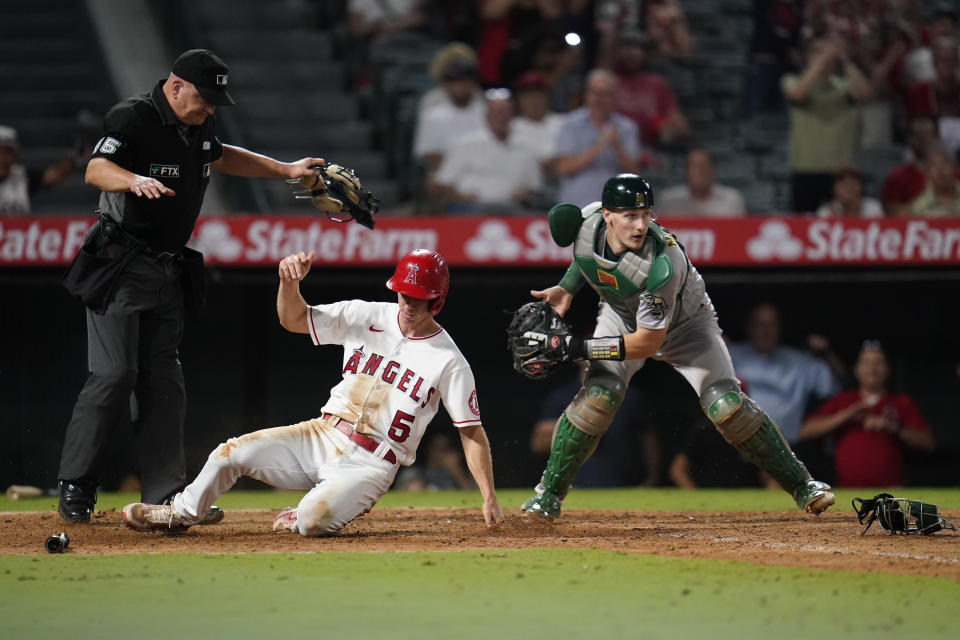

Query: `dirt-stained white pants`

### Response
(172, 415, 398, 536)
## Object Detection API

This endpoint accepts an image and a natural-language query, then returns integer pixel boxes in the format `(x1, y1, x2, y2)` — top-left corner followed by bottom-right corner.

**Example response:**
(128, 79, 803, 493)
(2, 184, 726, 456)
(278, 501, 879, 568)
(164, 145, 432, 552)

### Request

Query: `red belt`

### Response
(323, 413, 397, 465)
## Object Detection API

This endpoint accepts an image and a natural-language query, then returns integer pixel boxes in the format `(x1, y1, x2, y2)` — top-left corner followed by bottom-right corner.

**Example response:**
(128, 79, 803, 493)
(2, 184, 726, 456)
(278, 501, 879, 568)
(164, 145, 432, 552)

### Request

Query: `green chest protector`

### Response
(552, 204, 676, 332)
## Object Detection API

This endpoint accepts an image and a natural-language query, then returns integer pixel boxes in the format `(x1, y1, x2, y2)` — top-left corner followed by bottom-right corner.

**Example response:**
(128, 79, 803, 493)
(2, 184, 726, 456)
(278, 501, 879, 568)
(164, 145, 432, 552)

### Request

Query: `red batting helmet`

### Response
(386, 249, 450, 314)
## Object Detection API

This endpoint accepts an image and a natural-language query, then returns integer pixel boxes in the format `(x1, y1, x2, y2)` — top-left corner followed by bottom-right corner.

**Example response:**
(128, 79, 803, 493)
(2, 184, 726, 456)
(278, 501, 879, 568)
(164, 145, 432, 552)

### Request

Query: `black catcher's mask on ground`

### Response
(852, 493, 956, 536)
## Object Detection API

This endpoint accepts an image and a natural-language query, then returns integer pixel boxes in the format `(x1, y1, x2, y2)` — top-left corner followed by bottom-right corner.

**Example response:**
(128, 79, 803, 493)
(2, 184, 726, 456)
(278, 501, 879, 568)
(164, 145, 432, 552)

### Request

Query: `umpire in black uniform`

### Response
(58, 49, 325, 522)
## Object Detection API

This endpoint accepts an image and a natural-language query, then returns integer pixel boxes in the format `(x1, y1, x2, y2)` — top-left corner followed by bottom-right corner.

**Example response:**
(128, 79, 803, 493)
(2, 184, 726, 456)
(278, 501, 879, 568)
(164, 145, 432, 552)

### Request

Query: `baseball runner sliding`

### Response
(122, 249, 504, 535)
(508, 174, 835, 520)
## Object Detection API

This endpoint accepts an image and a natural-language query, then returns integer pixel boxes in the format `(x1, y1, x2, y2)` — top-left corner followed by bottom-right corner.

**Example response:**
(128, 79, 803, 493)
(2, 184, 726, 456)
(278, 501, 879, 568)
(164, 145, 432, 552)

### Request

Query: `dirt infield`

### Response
(3, 508, 957, 579)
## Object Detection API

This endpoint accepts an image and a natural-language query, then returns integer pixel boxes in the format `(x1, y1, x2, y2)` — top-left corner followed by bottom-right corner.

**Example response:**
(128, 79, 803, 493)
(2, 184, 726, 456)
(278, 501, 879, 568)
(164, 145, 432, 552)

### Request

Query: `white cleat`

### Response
(121, 503, 189, 532)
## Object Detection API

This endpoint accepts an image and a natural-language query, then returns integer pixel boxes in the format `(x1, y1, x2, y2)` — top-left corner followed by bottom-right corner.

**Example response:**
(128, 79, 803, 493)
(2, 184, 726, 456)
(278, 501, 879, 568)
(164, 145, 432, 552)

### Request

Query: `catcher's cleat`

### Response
(794, 480, 835, 514)
(121, 503, 190, 532)
(521, 491, 562, 521)
(58, 480, 97, 523)
(197, 505, 224, 526)
(272, 507, 298, 533)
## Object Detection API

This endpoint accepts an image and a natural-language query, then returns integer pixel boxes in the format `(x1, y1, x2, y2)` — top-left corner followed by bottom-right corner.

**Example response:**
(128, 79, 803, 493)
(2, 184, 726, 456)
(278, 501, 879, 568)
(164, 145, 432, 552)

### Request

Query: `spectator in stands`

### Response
(802, 1, 895, 85)
(0, 125, 81, 216)
(349, 0, 424, 39)
(804, 1, 910, 149)
(801, 341, 934, 487)
(427, 88, 542, 214)
(783, 35, 872, 213)
(594, 0, 640, 40)
(909, 144, 960, 215)
(641, 0, 694, 60)
(669, 420, 763, 489)
(419, 42, 483, 116)
(728, 302, 842, 445)
(476, 0, 589, 88)
(531, 369, 660, 487)
(905, 36, 960, 157)
(393, 431, 474, 491)
(815, 165, 884, 217)
(554, 69, 641, 206)
(604, 30, 690, 148)
(657, 148, 747, 217)
(901, 1, 957, 87)
(743, 0, 803, 116)
(510, 71, 563, 170)
(882, 115, 939, 215)
(507, 27, 583, 114)
(413, 57, 484, 172)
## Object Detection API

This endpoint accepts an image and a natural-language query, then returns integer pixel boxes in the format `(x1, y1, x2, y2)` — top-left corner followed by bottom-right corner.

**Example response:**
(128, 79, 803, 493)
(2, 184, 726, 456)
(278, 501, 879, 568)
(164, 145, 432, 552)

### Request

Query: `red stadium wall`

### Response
(2, 215, 960, 268)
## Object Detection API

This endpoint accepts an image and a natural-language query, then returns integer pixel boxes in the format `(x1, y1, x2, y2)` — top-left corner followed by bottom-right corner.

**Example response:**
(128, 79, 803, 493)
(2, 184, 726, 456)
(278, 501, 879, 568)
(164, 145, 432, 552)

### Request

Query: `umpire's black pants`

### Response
(59, 250, 187, 504)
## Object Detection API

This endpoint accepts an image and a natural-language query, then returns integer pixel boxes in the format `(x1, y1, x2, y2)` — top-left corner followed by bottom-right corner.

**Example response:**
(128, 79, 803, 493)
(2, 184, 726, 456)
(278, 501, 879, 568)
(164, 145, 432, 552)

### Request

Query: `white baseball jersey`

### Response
(173, 298, 484, 536)
(307, 300, 482, 466)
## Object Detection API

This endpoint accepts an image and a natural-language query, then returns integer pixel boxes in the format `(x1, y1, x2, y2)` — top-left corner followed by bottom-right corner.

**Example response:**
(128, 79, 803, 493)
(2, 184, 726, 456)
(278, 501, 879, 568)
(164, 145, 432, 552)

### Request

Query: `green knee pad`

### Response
(540, 413, 600, 499)
(566, 381, 624, 437)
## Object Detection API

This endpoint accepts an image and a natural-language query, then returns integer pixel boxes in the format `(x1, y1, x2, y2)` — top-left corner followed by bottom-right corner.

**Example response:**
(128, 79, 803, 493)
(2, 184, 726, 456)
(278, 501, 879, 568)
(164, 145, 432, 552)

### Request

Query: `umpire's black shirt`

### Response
(91, 79, 224, 252)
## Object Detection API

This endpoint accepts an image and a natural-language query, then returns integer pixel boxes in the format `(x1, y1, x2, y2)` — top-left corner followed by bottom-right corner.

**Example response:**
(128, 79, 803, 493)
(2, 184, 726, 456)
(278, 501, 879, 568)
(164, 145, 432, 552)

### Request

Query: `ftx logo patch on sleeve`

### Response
(149, 164, 180, 178)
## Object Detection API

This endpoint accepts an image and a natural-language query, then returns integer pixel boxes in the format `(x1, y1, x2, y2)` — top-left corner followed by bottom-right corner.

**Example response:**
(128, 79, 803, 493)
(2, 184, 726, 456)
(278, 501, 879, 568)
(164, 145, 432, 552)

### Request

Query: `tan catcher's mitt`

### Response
(288, 163, 380, 229)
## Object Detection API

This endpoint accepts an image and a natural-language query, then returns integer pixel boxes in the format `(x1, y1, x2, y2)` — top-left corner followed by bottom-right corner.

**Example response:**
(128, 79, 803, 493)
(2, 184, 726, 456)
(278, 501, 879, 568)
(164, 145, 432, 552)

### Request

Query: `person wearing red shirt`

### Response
(801, 342, 934, 487)
(882, 115, 938, 215)
(608, 30, 689, 147)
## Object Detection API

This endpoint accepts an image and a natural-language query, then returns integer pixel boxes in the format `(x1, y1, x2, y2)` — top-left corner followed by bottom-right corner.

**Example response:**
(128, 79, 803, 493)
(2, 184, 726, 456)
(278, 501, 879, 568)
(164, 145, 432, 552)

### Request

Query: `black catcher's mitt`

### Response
(506, 301, 574, 379)
(852, 493, 956, 536)
(288, 163, 379, 229)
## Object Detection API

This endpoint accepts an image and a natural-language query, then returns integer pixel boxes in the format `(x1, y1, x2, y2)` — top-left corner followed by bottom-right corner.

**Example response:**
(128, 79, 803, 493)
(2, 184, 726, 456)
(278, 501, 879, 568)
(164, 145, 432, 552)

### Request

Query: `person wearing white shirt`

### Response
(412, 58, 484, 171)
(815, 166, 884, 218)
(429, 89, 542, 214)
(509, 71, 564, 166)
(657, 149, 747, 217)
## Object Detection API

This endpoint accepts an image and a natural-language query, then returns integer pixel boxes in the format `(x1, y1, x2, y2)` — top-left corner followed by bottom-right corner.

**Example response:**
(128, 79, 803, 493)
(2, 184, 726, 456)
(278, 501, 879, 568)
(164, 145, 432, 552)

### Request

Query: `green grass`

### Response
(1, 549, 956, 640)
(3, 487, 959, 513)
(4, 488, 957, 639)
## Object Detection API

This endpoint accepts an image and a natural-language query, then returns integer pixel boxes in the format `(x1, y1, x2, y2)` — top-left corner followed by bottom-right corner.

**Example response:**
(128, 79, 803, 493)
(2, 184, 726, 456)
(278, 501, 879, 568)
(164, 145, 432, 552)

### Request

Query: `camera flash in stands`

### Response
(565, 33, 582, 46)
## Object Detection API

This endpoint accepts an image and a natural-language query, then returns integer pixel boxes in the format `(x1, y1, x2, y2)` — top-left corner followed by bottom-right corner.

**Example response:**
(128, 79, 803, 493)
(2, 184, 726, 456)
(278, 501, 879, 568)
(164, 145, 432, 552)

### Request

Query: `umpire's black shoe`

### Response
(58, 480, 97, 523)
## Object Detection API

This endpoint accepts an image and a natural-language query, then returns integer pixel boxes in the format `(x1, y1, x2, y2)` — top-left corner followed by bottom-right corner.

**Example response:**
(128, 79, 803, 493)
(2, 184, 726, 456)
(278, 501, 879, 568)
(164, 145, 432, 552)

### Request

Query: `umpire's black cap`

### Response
(172, 49, 235, 106)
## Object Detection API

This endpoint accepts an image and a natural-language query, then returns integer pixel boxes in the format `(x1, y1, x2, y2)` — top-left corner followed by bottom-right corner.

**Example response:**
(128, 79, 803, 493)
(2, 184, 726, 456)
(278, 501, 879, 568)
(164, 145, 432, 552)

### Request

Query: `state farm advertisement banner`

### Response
(2, 215, 959, 267)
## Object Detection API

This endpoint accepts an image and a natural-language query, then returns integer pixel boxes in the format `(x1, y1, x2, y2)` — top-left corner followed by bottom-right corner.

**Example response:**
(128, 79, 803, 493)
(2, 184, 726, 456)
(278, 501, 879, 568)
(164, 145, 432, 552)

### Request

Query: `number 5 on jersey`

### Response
(389, 410, 414, 442)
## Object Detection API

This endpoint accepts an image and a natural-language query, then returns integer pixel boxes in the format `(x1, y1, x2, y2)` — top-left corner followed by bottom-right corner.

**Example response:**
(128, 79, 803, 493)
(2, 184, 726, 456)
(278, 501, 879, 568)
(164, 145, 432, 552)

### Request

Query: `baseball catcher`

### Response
(288, 163, 379, 229)
(511, 174, 835, 521)
(852, 493, 956, 536)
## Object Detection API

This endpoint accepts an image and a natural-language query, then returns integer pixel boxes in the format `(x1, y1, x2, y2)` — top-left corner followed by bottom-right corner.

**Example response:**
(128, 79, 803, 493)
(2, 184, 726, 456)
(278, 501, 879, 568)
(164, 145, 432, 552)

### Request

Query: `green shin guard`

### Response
(522, 414, 599, 519)
(703, 380, 833, 514)
(541, 414, 600, 497)
(735, 416, 814, 508)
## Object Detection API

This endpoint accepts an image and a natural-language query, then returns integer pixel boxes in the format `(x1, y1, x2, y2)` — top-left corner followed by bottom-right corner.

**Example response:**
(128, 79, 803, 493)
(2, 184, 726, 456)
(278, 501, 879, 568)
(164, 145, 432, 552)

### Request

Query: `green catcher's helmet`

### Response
(601, 174, 654, 210)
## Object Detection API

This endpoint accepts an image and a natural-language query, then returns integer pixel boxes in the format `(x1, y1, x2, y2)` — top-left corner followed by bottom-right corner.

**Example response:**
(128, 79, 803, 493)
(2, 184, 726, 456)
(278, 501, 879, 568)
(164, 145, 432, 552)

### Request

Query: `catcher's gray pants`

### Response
(587, 301, 737, 398)
(58, 253, 186, 504)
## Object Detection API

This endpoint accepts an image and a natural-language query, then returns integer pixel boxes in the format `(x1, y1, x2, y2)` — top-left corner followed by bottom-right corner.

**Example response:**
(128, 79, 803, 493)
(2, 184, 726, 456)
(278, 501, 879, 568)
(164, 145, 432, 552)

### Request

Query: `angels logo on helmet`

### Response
(404, 265, 419, 285)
